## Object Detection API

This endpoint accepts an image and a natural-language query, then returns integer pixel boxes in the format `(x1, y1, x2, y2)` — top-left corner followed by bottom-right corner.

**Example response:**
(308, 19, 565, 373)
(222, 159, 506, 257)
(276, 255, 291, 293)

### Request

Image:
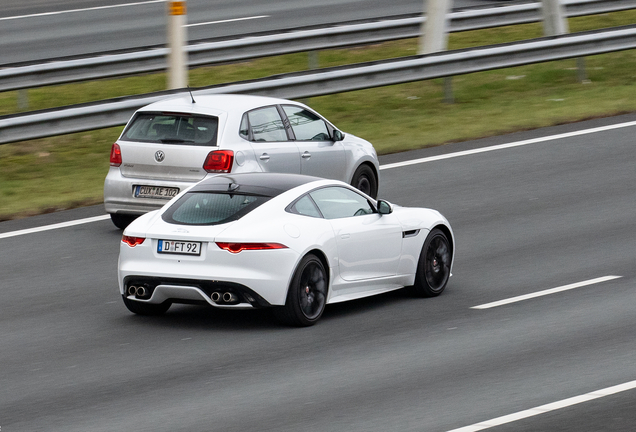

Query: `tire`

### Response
(274, 254, 328, 327)
(350, 164, 378, 199)
(413, 229, 452, 297)
(122, 296, 171, 316)
(110, 213, 137, 230)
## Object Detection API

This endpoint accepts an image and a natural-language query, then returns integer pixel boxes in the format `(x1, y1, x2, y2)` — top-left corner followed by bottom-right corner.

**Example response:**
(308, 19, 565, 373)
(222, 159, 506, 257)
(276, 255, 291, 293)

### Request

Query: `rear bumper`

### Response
(118, 239, 300, 306)
(122, 276, 272, 310)
(104, 167, 199, 215)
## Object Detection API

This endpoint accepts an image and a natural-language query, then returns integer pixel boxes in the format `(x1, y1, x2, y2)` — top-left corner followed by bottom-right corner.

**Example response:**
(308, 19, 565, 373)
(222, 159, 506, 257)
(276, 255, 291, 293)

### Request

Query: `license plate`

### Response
(134, 185, 179, 199)
(158, 240, 202, 255)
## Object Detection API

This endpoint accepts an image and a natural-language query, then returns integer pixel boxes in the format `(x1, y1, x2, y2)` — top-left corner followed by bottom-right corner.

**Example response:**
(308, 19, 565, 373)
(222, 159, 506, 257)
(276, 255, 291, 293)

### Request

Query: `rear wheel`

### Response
(351, 164, 378, 198)
(122, 296, 171, 316)
(110, 213, 137, 230)
(413, 229, 451, 297)
(274, 254, 327, 327)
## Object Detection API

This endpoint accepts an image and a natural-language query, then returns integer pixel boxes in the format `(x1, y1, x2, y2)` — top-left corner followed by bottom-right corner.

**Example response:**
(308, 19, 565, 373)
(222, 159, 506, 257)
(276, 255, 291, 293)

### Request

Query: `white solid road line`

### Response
(0, 0, 164, 21)
(447, 379, 636, 432)
(379, 120, 636, 171)
(0, 214, 111, 240)
(186, 15, 270, 27)
(471, 275, 622, 309)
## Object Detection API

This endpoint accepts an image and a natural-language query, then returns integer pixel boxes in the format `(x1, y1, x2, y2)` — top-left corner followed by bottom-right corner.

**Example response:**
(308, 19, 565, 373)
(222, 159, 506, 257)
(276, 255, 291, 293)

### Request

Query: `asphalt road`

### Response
(1, 114, 635, 431)
(0, 0, 518, 66)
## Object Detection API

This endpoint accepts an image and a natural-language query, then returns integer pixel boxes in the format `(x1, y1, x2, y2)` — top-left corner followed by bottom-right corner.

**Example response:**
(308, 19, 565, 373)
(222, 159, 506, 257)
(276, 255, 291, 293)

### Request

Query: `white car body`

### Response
(118, 173, 454, 325)
(105, 94, 379, 228)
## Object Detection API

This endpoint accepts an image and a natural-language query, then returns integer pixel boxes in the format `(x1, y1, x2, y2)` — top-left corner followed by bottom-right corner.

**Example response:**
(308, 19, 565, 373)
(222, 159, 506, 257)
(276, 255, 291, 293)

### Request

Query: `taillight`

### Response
(110, 143, 122, 166)
(122, 235, 145, 247)
(203, 150, 233, 173)
(216, 242, 288, 254)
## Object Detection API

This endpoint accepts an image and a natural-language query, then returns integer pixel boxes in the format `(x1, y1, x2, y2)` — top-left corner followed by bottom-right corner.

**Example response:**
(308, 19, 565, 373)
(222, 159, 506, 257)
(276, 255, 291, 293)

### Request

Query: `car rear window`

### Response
(162, 192, 270, 225)
(122, 113, 218, 145)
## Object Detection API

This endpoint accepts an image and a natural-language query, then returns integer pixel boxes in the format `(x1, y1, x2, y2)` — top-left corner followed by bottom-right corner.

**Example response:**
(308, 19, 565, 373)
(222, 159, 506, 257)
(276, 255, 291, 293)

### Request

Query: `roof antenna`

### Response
(187, 86, 196, 104)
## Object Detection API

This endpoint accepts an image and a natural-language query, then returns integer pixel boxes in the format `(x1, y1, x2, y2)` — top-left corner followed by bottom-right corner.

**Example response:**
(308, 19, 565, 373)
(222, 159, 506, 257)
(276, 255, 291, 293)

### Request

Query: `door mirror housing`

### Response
(333, 130, 345, 141)
(377, 200, 392, 215)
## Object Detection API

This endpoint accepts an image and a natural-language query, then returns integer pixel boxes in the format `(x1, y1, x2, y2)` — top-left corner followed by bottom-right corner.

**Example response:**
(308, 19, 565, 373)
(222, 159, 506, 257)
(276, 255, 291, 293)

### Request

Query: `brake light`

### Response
(216, 242, 288, 253)
(110, 143, 122, 166)
(122, 235, 145, 247)
(203, 150, 233, 173)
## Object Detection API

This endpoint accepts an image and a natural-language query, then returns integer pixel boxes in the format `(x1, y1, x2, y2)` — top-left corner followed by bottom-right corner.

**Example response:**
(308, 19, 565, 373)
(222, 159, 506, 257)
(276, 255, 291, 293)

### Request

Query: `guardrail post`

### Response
(576, 57, 588, 82)
(308, 51, 319, 70)
(17, 90, 29, 110)
(420, 0, 452, 54)
(541, 0, 568, 36)
(542, 0, 587, 82)
(167, 1, 188, 89)
(420, 0, 454, 103)
(300, 51, 320, 104)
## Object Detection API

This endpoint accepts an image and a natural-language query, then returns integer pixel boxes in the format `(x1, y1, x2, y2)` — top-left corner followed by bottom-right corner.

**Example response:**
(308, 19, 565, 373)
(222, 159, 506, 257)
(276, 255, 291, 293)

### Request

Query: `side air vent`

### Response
(403, 229, 420, 238)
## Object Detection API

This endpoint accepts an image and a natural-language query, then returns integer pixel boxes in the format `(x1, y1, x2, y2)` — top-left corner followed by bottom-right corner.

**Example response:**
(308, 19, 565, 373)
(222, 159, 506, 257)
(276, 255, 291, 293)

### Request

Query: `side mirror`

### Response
(333, 130, 345, 141)
(377, 200, 392, 215)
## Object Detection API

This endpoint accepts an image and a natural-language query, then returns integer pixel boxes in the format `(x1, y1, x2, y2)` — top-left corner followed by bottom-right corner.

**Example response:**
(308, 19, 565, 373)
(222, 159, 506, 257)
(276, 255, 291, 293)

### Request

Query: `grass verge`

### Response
(1, 11, 635, 220)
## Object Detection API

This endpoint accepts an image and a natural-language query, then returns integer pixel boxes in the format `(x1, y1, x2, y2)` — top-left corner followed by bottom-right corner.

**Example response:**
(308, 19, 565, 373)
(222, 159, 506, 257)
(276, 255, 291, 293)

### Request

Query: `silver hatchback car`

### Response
(104, 94, 380, 228)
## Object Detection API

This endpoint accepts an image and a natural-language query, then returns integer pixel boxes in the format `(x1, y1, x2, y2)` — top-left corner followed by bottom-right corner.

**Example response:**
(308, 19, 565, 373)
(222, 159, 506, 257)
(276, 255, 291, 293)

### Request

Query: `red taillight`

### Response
(216, 242, 288, 254)
(203, 150, 233, 173)
(110, 143, 122, 166)
(122, 235, 145, 247)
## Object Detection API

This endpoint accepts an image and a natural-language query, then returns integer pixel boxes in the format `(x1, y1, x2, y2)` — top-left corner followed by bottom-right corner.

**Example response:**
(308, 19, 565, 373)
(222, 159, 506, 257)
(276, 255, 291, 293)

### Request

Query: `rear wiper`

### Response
(160, 138, 194, 143)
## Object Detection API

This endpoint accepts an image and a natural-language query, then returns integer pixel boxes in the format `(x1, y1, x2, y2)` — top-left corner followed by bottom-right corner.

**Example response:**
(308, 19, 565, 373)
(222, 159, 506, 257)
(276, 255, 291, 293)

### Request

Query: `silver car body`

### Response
(104, 94, 379, 217)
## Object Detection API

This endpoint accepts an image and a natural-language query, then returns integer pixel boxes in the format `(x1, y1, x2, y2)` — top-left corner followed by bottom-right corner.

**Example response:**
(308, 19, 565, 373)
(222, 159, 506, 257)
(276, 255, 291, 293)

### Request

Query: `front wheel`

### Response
(274, 254, 328, 327)
(413, 229, 452, 297)
(122, 296, 171, 316)
(350, 164, 378, 199)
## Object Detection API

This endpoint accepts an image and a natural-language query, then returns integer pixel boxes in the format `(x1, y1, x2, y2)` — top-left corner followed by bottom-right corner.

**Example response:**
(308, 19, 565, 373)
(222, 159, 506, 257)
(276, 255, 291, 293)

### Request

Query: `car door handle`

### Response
(340, 233, 350, 239)
(301, 151, 311, 159)
(259, 153, 270, 161)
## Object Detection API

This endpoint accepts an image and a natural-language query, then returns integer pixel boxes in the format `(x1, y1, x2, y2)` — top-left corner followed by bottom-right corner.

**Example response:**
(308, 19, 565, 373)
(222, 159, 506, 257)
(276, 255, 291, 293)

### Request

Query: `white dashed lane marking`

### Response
(471, 276, 622, 309)
(447, 380, 636, 432)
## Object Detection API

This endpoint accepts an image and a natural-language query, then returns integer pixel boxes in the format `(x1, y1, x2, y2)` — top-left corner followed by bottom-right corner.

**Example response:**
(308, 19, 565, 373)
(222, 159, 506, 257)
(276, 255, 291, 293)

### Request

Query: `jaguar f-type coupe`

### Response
(118, 173, 454, 326)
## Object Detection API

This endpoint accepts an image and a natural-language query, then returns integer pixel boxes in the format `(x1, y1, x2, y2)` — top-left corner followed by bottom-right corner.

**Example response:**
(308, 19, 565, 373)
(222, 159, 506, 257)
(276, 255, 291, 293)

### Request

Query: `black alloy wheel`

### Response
(350, 164, 378, 199)
(275, 254, 328, 327)
(413, 229, 451, 297)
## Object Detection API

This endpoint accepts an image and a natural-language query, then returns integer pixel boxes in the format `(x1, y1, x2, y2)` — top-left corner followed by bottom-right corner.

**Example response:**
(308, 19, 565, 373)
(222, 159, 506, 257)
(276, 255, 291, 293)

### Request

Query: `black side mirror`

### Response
(333, 130, 345, 141)
(377, 200, 392, 215)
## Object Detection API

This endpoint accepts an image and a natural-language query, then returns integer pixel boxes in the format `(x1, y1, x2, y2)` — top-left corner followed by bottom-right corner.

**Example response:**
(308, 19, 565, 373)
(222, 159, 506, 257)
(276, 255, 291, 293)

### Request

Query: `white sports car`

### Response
(118, 173, 454, 326)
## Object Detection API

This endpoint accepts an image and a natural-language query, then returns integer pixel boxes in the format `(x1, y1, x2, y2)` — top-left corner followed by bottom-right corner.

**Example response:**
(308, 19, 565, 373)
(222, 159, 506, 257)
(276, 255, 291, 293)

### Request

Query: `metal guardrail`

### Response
(0, 0, 634, 92)
(1, 25, 635, 145)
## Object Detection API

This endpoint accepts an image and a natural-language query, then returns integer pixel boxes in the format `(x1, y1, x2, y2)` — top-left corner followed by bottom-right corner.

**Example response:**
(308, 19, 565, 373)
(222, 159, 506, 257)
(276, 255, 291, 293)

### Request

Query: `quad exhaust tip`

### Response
(128, 286, 239, 303)
(223, 292, 237, 303)
(211, 291, 238, 304)
(127, 285, 148, 297)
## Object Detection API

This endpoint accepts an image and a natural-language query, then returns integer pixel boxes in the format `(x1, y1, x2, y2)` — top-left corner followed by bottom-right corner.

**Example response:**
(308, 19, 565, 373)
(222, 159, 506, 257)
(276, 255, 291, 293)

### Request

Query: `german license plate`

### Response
(158, 240, 202, 255)
(134, 185, 179, 199)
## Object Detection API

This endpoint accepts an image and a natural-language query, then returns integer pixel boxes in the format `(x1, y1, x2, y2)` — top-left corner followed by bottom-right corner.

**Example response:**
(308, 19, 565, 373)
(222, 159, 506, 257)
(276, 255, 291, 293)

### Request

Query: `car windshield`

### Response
(162, 192, 270, 225)
(122, 112, 218, 145)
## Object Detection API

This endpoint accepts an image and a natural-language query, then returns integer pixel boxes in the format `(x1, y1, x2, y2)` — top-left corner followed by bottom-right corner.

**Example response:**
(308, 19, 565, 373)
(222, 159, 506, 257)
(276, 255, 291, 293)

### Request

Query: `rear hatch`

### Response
(119, 141, 213, 182)
(118, 111, 224, 182)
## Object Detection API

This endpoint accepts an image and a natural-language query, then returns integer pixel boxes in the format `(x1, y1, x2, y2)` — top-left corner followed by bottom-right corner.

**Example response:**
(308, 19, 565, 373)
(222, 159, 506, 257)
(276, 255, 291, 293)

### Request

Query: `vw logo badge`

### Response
(155, 150, 165, 163)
